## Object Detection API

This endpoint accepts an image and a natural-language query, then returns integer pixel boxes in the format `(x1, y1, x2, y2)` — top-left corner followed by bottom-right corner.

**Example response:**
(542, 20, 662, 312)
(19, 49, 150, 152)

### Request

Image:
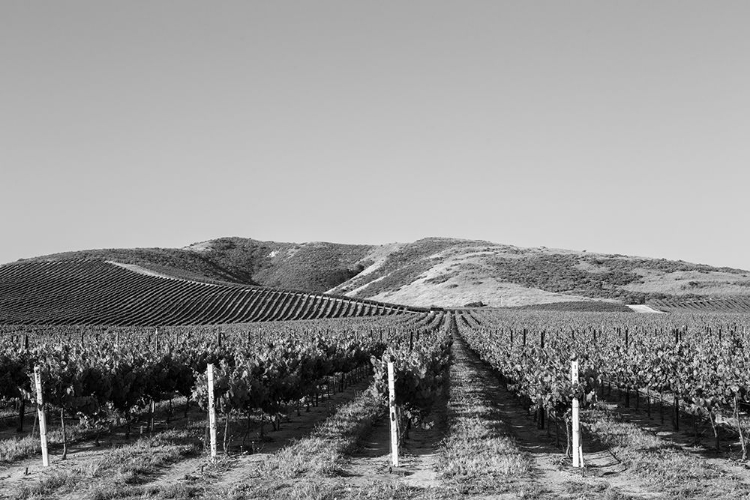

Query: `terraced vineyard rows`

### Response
(0, 260, 422, 325)
(649, 295, 750, 313)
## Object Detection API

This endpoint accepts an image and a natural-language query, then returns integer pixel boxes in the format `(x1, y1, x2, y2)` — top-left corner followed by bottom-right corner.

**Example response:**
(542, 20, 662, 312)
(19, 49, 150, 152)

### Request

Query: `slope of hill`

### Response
(327, 238, 750, 309)
(0, 260, 417, 326)
(15, 237, 750, 311)
(24, 237, 372, 292)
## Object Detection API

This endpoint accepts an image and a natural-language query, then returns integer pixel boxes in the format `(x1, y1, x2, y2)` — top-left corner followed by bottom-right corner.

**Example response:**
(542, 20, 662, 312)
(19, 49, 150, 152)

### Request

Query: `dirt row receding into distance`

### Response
(8, 333, 750, 499)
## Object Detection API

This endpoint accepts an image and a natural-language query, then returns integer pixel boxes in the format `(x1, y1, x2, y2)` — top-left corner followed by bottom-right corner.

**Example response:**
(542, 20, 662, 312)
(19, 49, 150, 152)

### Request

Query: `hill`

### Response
(16, 237, 750, 311)
(0, 260, 418, 326)
(326, 238, 750, 309)
(23, 237, 372, 292)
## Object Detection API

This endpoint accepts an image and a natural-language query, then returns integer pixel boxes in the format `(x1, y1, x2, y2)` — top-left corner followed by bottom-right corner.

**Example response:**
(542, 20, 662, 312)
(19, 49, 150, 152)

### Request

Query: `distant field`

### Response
(509, 300, 633, 313)
(648, 296, 750, 313)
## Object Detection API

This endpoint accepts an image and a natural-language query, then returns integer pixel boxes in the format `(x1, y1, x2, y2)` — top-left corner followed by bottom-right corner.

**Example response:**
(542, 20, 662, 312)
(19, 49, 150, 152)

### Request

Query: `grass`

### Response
(87, 384, 396, 500)
(166, 384, 456, 500)
(235, 385, 384, 487)
(268, 388, 383, 478)
(561, 480, 632, 500)
(584, 407, 750, 498)
(0, 434, 41, 463)
(0, 397, 190, 465)
(25, 237, 374, 292)
(436, 341, 536, 496)
(212, 479, 440, 500)
(0, 421, 91, 463)
(12, 428, 202, 500)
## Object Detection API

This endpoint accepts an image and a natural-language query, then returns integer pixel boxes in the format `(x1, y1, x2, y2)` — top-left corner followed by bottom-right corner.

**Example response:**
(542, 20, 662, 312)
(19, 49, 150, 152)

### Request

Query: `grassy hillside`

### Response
(327, 239, 750, 309)
(23, 237, 372, 293)
(21, 246, 251, 284)
(16, 236, 750, 310)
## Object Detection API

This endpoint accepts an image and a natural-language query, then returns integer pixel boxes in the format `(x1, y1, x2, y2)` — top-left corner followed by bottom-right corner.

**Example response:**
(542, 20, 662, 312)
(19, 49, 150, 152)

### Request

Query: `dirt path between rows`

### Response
(15, 336, 746, 499)
(0, 410, 184, 498)
(0, 375, 373, 499)
(338, 333, 665, 498)
(135, 377, 376, 497)
(598, 390, 750, 490)
(341, 387, 447, 490)
(451, 334, 660, 499)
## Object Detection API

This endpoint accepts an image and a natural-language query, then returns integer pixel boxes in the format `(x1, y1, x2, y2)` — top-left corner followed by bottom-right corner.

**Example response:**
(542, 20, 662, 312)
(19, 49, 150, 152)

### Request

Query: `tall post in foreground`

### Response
(388, 361, 399, 467)
(34, 366, 49, 467)
(207, 364, 218, 460)
(571, 358, 583, 467)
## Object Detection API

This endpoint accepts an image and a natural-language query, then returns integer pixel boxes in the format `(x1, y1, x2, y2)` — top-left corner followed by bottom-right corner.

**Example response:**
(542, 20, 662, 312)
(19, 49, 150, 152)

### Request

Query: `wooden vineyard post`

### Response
(388, 361, 399, 467)
(17, 334, 29, 432)
(538, 331, 546, 430)
(673, 328, 680, 431)
(34, 366, 49, 467)
(207, 364, 218, 460)
(571, 358, 583, 468)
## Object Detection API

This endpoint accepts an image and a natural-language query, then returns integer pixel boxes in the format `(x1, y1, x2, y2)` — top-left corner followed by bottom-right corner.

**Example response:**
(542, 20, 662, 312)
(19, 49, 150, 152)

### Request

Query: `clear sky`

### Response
(2, 1, 749, 270)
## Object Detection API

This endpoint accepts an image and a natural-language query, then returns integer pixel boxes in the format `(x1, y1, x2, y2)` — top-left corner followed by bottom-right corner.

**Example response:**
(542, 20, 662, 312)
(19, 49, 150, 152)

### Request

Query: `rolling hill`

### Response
(325, 238, 750, 309)
(10, 236, 750, 314)
(0, 259, 419, 325)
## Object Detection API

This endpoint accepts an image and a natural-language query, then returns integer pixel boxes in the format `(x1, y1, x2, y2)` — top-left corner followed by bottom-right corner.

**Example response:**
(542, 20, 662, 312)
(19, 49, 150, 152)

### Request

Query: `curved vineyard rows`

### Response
(648, 296, 750, 313)
(0, 260, 425, 326)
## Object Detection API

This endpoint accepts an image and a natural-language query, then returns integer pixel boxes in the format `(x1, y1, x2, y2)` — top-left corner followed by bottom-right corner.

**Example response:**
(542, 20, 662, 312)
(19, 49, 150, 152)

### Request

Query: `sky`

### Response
(2, 1, 750, 270)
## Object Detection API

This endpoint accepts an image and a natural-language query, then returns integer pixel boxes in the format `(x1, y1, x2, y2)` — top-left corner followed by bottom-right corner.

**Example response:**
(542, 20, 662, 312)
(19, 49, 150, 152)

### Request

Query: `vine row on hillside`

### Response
(0, 260, 425, 325)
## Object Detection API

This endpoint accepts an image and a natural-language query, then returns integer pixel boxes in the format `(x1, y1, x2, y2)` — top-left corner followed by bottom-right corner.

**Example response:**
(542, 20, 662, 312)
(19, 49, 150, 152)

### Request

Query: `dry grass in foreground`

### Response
(436, 336, 538, 497)
(584, 408, 750, 498)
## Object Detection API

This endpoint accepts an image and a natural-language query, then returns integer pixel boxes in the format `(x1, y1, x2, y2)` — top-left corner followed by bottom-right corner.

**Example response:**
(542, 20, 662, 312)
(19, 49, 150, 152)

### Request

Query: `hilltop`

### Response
(17, 237, 750, 311)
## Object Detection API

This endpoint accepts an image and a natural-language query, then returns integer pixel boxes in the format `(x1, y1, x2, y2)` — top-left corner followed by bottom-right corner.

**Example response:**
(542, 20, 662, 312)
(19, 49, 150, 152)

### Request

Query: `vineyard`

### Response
(648, 295, 750, 313)
(0, 260, 423, 325)
(4, 288, 750, 497)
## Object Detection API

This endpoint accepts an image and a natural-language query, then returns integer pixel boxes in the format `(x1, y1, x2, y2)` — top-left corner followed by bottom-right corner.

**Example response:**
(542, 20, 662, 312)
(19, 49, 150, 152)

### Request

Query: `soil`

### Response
(626, 304, 665, 314)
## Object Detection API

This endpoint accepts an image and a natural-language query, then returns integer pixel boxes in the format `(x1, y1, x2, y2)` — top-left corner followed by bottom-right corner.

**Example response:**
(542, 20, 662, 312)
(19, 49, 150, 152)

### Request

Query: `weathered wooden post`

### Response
(571, 358, 583, 468)
(17, 334, 29, 432)
(388, 361, 399, 467)
(207, 364, 217, 460)
(34, 366, 49, 467)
